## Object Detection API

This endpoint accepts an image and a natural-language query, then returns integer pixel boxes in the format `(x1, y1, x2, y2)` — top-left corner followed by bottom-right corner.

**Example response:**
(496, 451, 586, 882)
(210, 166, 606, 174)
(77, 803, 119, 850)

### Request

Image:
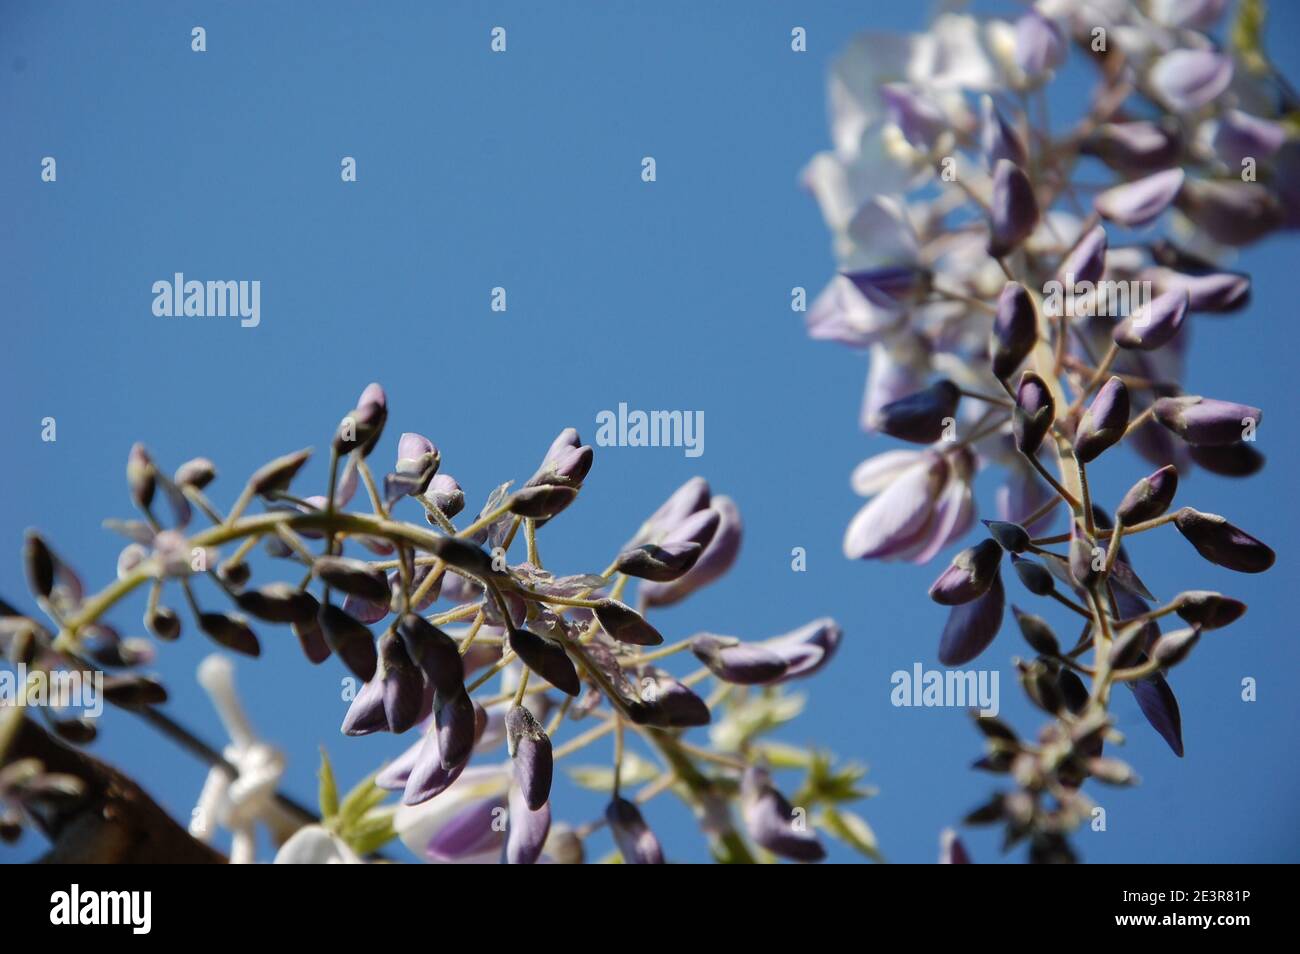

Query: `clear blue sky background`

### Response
(2, 1, 1297, 863)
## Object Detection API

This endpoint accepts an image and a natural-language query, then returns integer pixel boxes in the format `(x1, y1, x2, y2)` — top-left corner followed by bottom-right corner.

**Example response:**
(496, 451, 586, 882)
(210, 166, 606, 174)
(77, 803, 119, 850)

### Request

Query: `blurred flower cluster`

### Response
(1, 382, 875, 864)
(802, 0, 1287, 861)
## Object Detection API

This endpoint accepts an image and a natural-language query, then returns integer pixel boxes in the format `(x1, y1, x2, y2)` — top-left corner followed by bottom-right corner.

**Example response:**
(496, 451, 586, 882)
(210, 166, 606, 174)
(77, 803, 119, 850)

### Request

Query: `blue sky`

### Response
(2, 1, 1297, 863)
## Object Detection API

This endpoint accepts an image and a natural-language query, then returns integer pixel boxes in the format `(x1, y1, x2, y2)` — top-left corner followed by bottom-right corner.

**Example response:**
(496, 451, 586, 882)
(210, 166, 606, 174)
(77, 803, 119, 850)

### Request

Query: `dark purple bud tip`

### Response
(628, 673, 711, 728)
(1174, 508, 1275, 573)
(992, 282, 1038, 380)
(1152, 627, 1201, 669)
(424, 474, 466, 519)
(313, 555, 391, 604)
(424, 535, 499, 580)
(1113, 289, 1188, 351)
(741, 766, 827, 863)
(1188, 442, 1264, 478)
(937, 574, 1005, 667)
(1153, 396, 1262, 447)
(1058, 225, 1108, 287)
(1010, 555, 1055, 596)
(380, 631, 424, 734)
(592, 599, 664, 646)
(605, 797, 664, 864)
(318, 602, 378, 681)
(198, 612, 261, 657)
(1174, 591, 1247, 630)
(434, 687, 476, 771)
(691, 634, 790, 685)
(332, 383, 388, 457)
(341, 675, 388, 736)
(235, 583, 318, 625)
(505, 705, 553, 811)
(1108, 622, 1148, 671)
(397, 612, 464, 696)
(1012, 606, 1059, 656)
(988, 159, 1039, 257)
(145, 605, 182, 641)
(1116, 464, 1179, 526)
(127, 443, 157, 511)
(292, 616, 331, 665)
(983, 520, 1030, 554)
(248, 448, 313, 497)
(508, 626, 580, 696)
(1012, 371, 1055, 455)
(102, 674, 169, 708)
(875, 379, 960, 444)
(929, 539, 1003, 605)
(23, 531, 55, 599)
(614, 541, 703, 581)
(174, 457, 217, 490)
(940, 828, 972, 864)
(1074, 377, 1129, 464)
(508, 484, 579, 520)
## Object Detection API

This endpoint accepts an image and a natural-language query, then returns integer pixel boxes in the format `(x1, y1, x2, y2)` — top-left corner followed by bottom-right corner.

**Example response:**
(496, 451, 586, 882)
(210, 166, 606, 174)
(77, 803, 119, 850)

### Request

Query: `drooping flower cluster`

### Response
(803, 0, 1285, 861)
(1, 383, 877, 864)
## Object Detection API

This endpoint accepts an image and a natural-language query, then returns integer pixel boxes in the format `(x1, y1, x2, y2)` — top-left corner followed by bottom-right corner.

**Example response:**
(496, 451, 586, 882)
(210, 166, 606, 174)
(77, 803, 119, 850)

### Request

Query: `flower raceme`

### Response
(1, 381, 871, 865)
(802, 1, 1285, 862)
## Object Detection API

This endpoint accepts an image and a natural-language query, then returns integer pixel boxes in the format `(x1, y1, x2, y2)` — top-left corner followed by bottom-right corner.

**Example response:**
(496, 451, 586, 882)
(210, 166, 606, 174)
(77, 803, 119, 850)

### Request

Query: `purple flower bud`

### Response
(634, 477, 711, 545)
(505, 705, 553, 812)
(937, 574, 1004, 666)
(502, 784, 550, 865)
(1014, 11, 1066, 77)
(1188, 441, 1264, 477)
(1213, 109, 1285, 167)
(992, 283, 1037, 381)
(614, 541, 702, 581)
(929, 539, 1003, 606)
(691, 635, 790, 684)
(1081, 121, 1182, 174)
(844, 266, 929, 304)
(341, 675, 388, 736)
(527, 428, 594, 489)
(341, 590, 389, 625)
(424, 795, 506, 862)
(1011, 555, 1055, 596)
(398, 612, 464, 696)
(741, 766, 826, 862)
(1152, 627, 1200, 668)
(880, 83, 948, 151)
(508, 484, 578, 520)
(980, 95, 1026, 169)
(508, 626, 580, 696)
(605, 797, 664, 864)
(1117, 464, 1179, 525)
(629, 672, 711, 728)
(395, 432, 440, 496)
(1179, 179, 1284, 246)
(293, 616, 331, 665)
(401, 716, 483, 805)
(1154, 396, 1261, 446)
(1074, 377, 1129, 463)
(248, 447, 313, 497)
(988, 160, 1039, 257)
(174, 456, 216, 490)
(1012, 606, 1059, 655)
(333, 383, 387, 457)
(1174, 508, 1275, 573)
(757, 619, 839, 683)
(984, 519, 1030, 553)
(380, 630, 424, 734)
(313, 556, 390, 604)
(1149, 49, 1233, 112)
(1171, 590, 1245, 631)
(1013, 371, 1055, 455)
(126, 443, 156, 511)
(1094, 168, 1184, 227)
(318, 602, 377, 681)
(1144, 259, 1250, 313)
(1058, 225, 1108, 288)
(424, 474, 465, 519)
(641, 496, 742, 606)
(875, 379, 960, 444)
(235, 583, 318, 625)
(435, 687, 477, 771)
(1113, 289, 1187, 351)
(198, 612, 261, 657)
(593, 599, 664, 646)
(23, 531, 55, 599)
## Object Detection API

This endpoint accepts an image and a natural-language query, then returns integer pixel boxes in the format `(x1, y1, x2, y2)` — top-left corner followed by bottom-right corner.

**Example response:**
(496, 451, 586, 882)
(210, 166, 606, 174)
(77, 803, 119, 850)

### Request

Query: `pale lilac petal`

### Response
(1094, 169, 1184, 227)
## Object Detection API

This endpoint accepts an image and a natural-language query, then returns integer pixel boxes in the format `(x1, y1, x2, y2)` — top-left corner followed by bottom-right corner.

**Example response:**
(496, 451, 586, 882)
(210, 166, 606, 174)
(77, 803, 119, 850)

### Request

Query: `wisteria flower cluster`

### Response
(802, 0, 1286, 862)
(0, 383, 875, 864)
